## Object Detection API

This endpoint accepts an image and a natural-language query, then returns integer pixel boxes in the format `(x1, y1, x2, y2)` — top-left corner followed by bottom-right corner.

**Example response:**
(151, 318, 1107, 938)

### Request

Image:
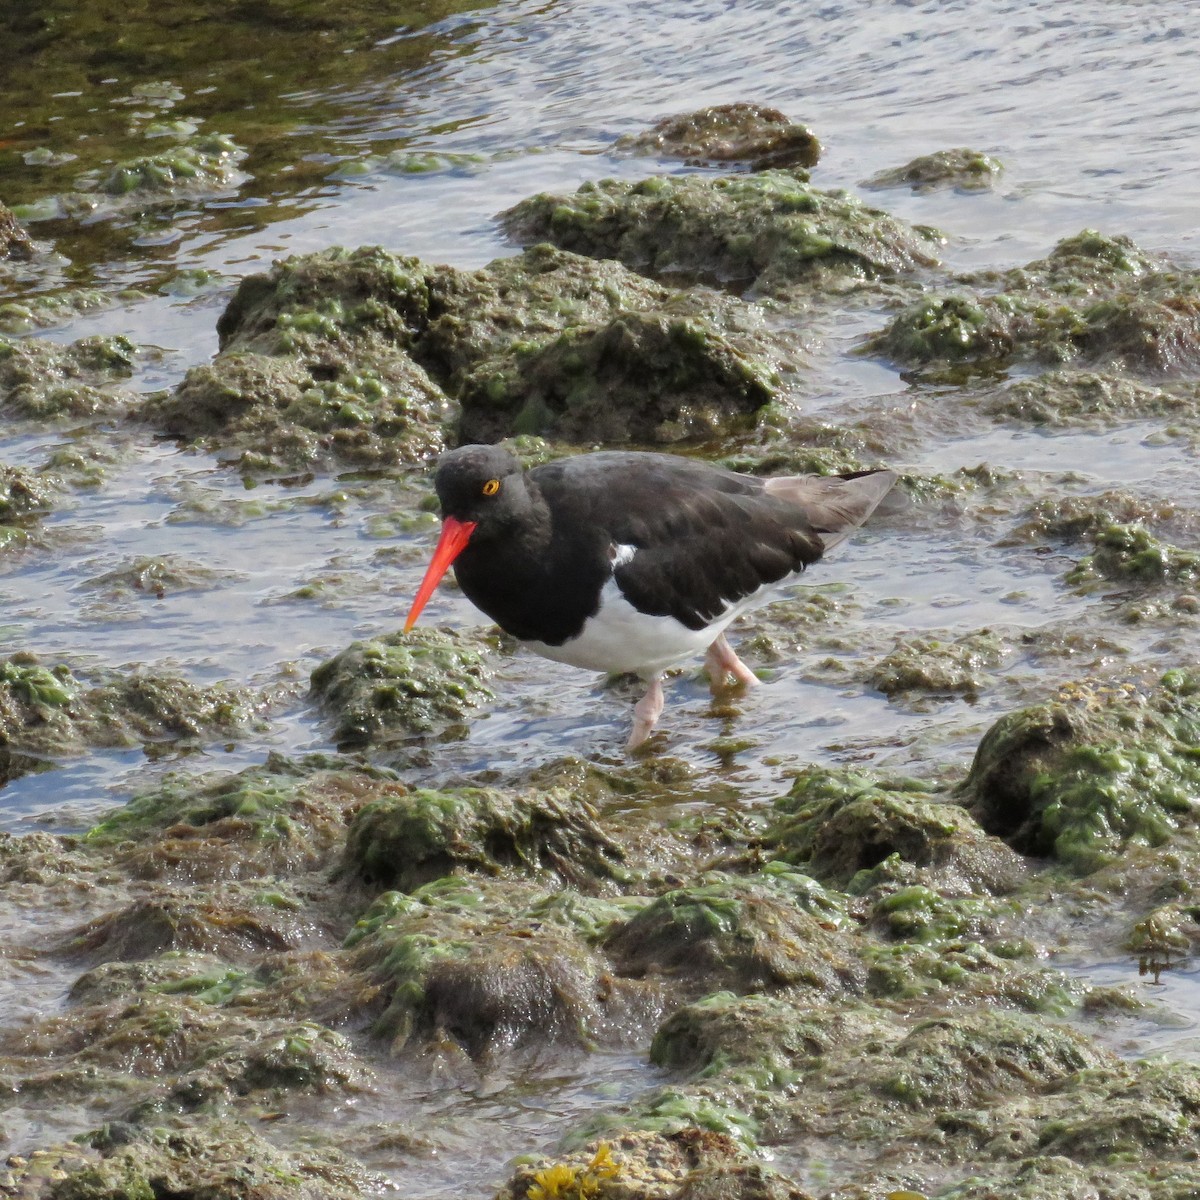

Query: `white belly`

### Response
(524, 576, 756, 679)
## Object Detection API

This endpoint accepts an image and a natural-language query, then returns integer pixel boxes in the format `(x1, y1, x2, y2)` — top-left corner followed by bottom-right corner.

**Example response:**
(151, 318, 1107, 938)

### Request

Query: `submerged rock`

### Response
(961, 672, 1200, 871)
(863, 147, 1003, 193)
(1067, 522, 1200, 587)
(0, 332, 138, 421)
(500, 171, 940, 295)
(613, 103, 821, 170)
(0, 652, 256, 784)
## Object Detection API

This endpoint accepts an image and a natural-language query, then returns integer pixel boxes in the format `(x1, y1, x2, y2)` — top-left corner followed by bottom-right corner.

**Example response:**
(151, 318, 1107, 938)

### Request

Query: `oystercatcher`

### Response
(404, 445, 896, 749)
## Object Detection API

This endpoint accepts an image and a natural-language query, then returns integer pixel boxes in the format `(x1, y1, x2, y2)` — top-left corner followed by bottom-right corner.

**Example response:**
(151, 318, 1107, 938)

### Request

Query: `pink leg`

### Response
(704, 633, 758, 692)
(627, 676, 665, 750)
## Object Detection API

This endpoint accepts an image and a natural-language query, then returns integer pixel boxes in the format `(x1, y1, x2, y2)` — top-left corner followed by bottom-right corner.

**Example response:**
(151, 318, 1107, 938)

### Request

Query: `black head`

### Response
(434, 444, 526, 527)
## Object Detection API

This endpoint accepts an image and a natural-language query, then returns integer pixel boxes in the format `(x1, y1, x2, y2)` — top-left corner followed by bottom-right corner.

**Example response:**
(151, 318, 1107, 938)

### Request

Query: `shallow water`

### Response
(4, 0, 1200, 1193)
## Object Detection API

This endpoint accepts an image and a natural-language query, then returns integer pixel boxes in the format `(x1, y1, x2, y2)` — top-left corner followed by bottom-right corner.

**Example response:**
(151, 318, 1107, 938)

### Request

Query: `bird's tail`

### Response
(763, 469, 898, 552)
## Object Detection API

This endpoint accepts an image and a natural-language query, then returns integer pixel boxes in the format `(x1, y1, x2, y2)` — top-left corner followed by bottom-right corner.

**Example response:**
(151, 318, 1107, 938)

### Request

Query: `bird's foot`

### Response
(627, 676, 665, 751)
(704, 633, 759, 694)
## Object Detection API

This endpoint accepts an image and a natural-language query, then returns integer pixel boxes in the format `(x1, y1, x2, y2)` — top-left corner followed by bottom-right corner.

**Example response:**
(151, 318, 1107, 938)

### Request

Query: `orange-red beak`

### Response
(404, 516, 477, 631)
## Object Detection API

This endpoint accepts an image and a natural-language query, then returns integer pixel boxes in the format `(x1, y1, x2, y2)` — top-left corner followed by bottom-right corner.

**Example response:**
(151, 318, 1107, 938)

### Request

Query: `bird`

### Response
(404, 444, 896, 750)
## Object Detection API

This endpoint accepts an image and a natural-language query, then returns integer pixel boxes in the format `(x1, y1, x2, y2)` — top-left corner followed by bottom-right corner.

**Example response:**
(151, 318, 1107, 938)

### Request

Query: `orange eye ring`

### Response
(481, 478, 501, 496)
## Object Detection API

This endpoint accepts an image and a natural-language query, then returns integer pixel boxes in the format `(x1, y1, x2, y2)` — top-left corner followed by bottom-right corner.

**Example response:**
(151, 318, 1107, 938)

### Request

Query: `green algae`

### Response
(602, 870, 863, 996)
(1067, 523, 1200, 587)
(500, 170, 939, 295)
(310, 627, 496, 749)
(766, 766, 1024, 895)
(0, 332, 138, 421)
(341, 781, 623, 892)
(864, 147, 1003, 193)
(612, 102, 821, 170)
(961, 673, 1200, 872)
(0, 653, 256, 784)
(868, 629, 1009, 701)
(867, 230, 1200, 375)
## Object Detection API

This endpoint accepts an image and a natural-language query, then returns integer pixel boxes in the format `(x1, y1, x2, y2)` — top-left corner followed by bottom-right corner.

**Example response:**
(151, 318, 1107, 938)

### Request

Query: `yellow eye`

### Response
(481, 478, 500, 496)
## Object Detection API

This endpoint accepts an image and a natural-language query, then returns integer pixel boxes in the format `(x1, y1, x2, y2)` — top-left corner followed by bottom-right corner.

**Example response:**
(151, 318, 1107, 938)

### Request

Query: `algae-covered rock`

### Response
(4, 1116, 371, 1199)
(148, 245, 454, 471)
(500, 171, 939, 295)
(613, 103, 821, 170)
(346, 877, 645, 1054)
(420, 244, 787, 445)
(870, 1009, 1108, 1110)
(494, 1130, 759, 1200)
(64, 887, 301, 963)
(960, 672, 1200, 871)
(85, 754, 384, 880)
(1067, 523, 1200, 587)
(1, 654, 257, 783)
(0, 464, 60, 552)
(454, 304, 777, 445)
(0, 202, 34, 260)
(868, 628, 1008, 700)
(766, 766, 1024, 895)
(863, 147, 1003, 193)
(602, 868, 863, 996)
(310, 627, 495, 748)
(868, 230, 1200, 374)
(341, 781, 622, 891)
(0, 333, 137, 421)
(983, 369, 1187, 427)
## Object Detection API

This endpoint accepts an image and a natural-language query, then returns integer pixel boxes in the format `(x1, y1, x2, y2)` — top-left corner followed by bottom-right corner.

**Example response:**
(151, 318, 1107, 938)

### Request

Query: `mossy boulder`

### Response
(419, 243, 788, 445)
(310, 628, 495, 748)
(341, 782, 623, 892)
(500, 171, 939, 295)
(84, 755, 387, 880)
(148, 245, 453, 472)
(864, 147, 1003, 193)
(602, 868, 863, 996)
(613, 103, 821, 170)
(766, 766, 1024, 895)
(868, 230, 1200, 374)
(960, 673, 1200, 871)
(346, 877, 645, 1054)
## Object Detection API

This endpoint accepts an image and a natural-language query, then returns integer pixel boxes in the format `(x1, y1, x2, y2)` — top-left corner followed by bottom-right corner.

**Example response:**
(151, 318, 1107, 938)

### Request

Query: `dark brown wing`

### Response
(531, 453, 844, 631)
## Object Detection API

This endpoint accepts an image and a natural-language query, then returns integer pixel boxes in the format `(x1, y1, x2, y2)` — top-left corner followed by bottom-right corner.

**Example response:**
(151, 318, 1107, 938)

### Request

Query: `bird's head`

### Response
(404, 444, 526, 631)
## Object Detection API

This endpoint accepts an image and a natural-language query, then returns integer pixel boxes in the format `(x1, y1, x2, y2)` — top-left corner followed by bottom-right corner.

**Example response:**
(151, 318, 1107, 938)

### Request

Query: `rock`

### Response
(613, 103, 821, 170)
